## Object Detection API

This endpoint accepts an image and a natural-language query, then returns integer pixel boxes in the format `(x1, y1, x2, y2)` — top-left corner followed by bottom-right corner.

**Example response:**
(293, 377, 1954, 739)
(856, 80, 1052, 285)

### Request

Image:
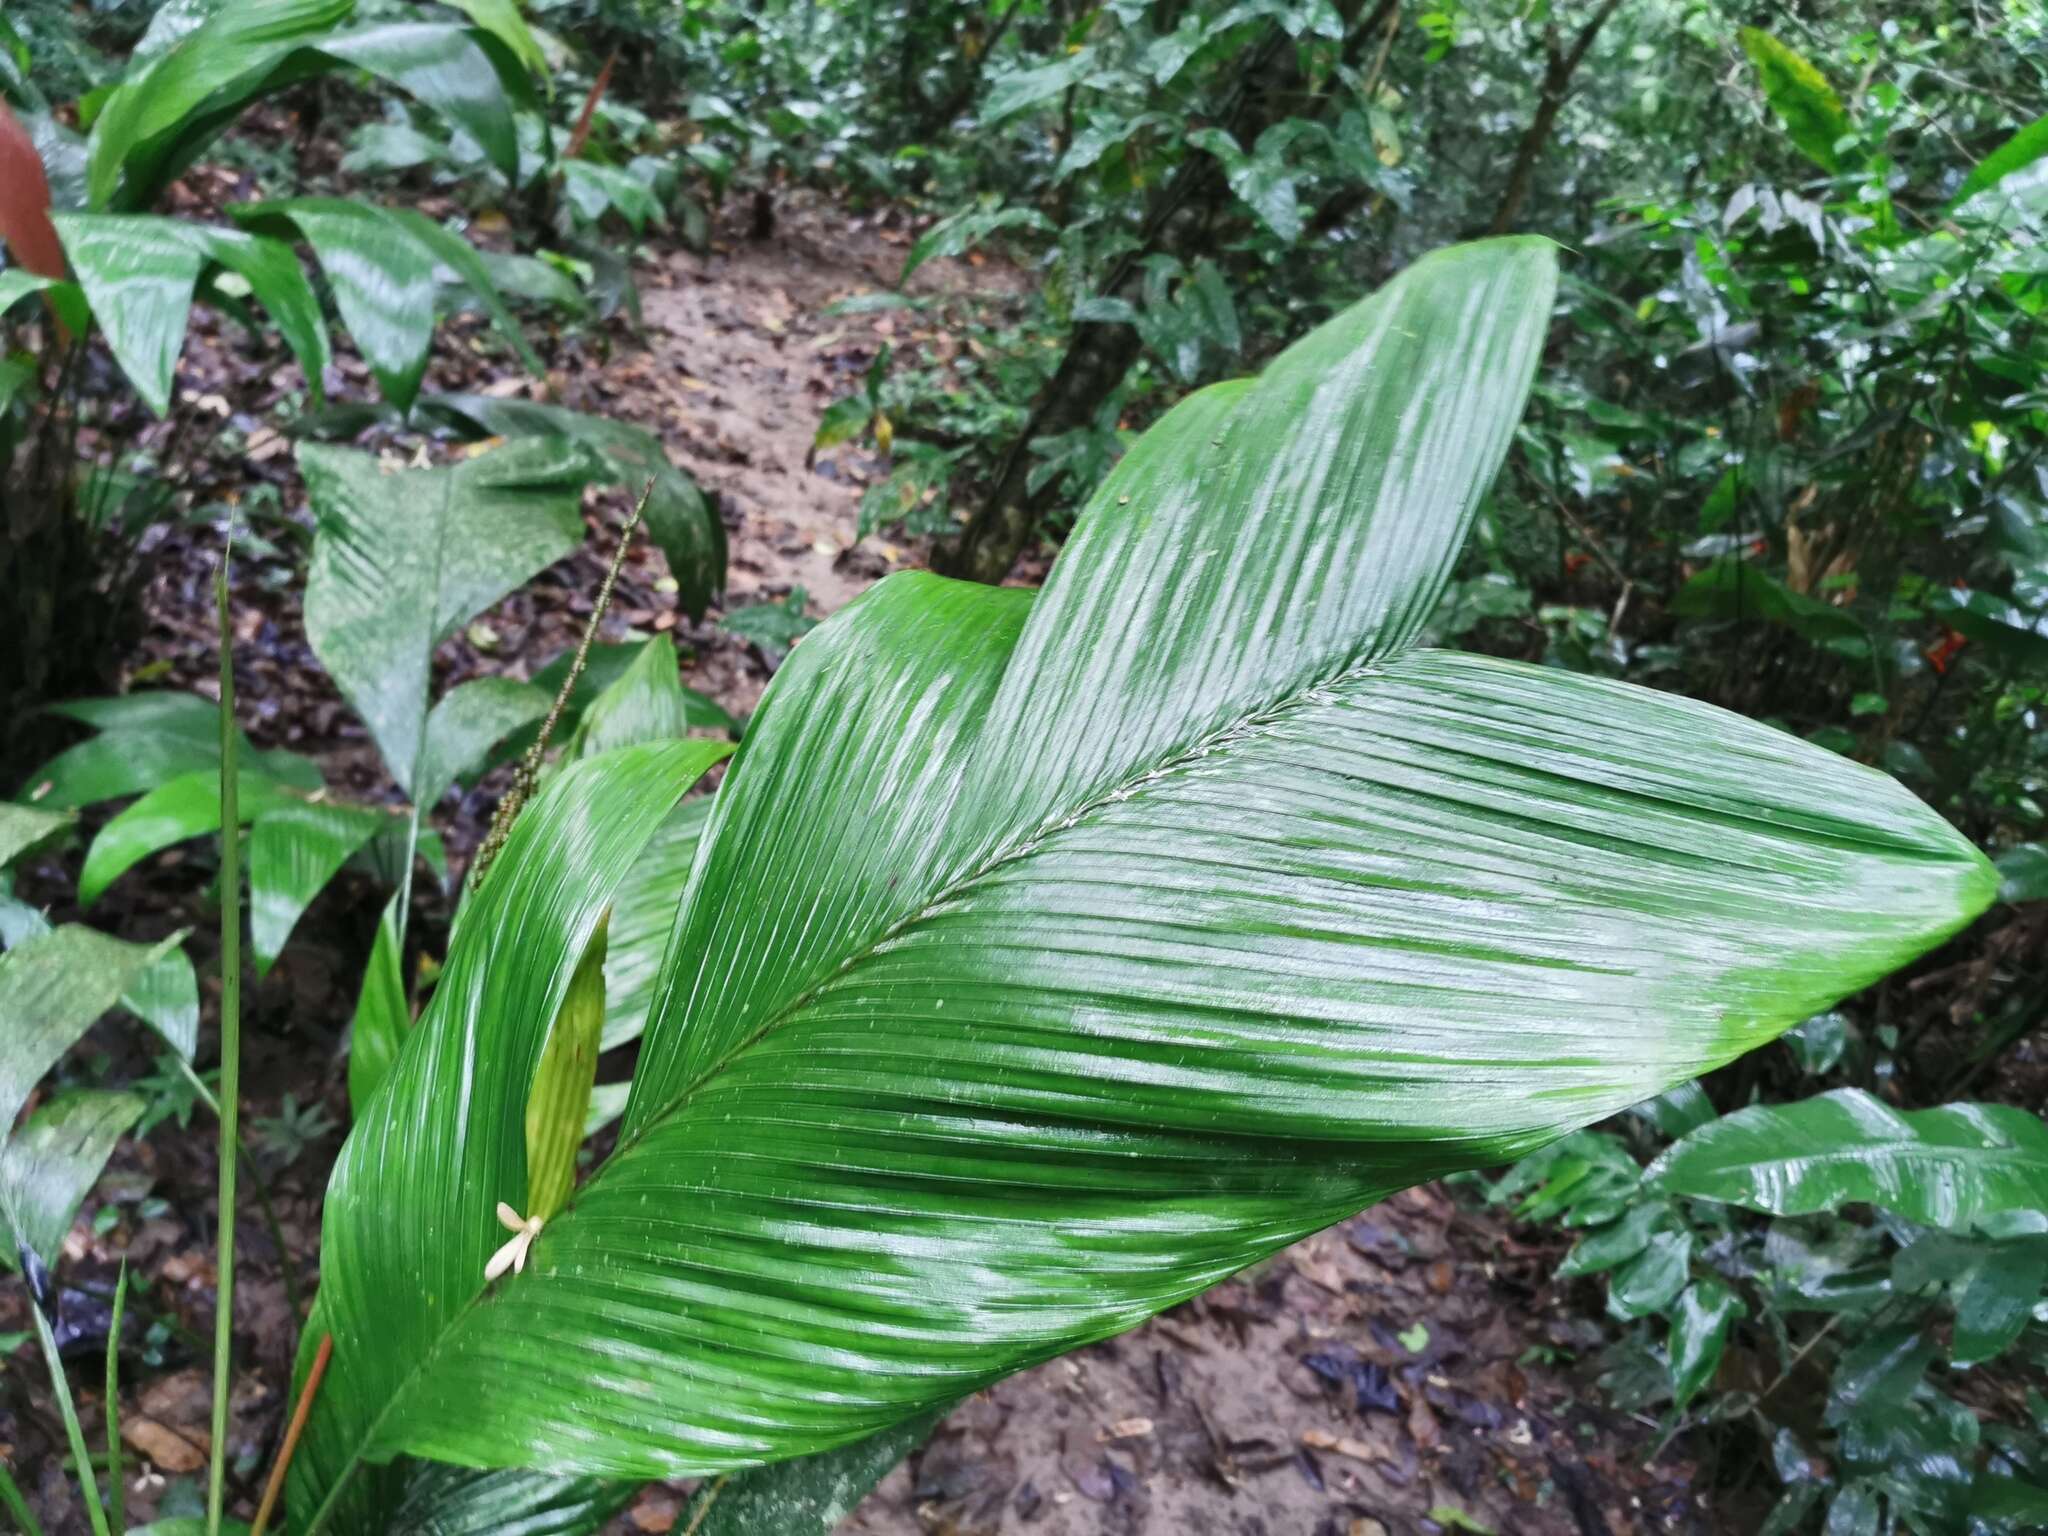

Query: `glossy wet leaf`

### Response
(289, 240, 1992, 1509)
(1825, 1326, 1937, 1426)
(693, 1413, 946, 1536)
(288, 741, 731, 1532)
(345, 896, 408, 1116)
(439, 0, 550, 87)
(79, 769, 301, 906)
(600, 798, 712, 1052)
(22, 691, 322, 811)
(1971, 1474, 2048, 1525)
(1953, 113, 2048, 209)
(568, 637, 714, 760)
(87, 3, 523, 210)
(84, 0, 351, 209)
(422, 394, 727, 618)
(1609, 1229, 1692, 1322)
(298, 438, 601, 796)
(52, 212, 329, 415)
(1951, 1242, 2048, 1366)
(1740, 28, 1853, 174)
(0, 925, 179, 1132)
(385, 1463, 631, 1535)
(0, 805, 72, 872)
(1669, 1277, 1743, 1407)
(1650, 1089, 2048, 1229)
(249, 800, 392, 975)
(123, 944, 199, 1061)
(234, 198, 543, 410)
(524, 917, 607, 1222)
(418, 678, 552, 811)
(1557, 1200, 1673, 1279)
(0, 1090, 144, 1271)
(314, 23, 523, 181)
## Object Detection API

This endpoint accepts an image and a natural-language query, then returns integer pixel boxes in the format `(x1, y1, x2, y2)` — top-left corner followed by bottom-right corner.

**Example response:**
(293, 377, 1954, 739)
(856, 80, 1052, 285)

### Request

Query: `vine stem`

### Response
(249, 1334, 332, 1536)
(208, 528, 243, 1536)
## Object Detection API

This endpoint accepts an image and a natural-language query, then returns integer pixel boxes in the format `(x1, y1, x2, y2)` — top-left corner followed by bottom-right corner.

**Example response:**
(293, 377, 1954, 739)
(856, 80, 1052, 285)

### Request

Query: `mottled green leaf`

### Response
(0, 1090, 143, 1271)
(1650, 1089, 2048, 1229)
(1669, 1277, 1743, 1407)
(298, 438, 599, 795)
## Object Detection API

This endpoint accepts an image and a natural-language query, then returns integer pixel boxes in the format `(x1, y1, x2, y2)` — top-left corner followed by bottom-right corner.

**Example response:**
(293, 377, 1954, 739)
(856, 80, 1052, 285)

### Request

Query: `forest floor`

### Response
(5, 192, 1713, 1536)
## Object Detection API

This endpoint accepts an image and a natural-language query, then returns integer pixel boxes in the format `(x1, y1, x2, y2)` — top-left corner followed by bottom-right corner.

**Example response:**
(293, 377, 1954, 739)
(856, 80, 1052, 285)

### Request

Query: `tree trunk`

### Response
(1489, 0, 1627, 235)
(1, 459, 123, 784)
(933, 319, 1143, 584)
(939, 1, 1390, 583)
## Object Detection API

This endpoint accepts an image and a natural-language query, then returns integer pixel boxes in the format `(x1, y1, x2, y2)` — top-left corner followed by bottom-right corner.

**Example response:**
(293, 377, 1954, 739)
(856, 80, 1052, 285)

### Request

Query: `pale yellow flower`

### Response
(486, 1200, 544, 1280)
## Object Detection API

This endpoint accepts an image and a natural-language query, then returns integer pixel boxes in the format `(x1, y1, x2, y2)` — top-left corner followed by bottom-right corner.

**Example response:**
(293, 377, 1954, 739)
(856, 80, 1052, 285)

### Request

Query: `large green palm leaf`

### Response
(290, 238, 1994, 1529)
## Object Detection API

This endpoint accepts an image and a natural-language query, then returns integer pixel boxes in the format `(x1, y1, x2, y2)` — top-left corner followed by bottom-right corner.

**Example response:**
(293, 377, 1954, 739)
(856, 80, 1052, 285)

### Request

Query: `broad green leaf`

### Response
(345, 895, 408, 1116)
(418, 678, 551, 811)
(569, 636, 711, 759)
(1951, 1241, 2048, 1366)
(1995, 842, 2048, 904)
(980, 49, 1099, 127)
(249, 800, 392, 974)
(0, 804, 71, 871)
(0, 925, 178, 1132)
(1824, 1483, 1881, 1536)
(315, 23, 521, 181)
(439, 0, 550, 87)
(1557, 1200, 1672, 1278)
(233, 199, 542, 410)
(79, 769, 301, 906)
(21, 691, 322, 811)
(1785, 1011, 1848, 1074)
(525, 916, 606, 1221)
(1630, 1081, 1716, 1138)
(562, 160, 660, 231)
(85, 0, 353, 209)
(601, 798, 712, 1052)
(0, 271, 60, 313)
(298, 438, 600, 796)
(1954, 113, 2048, 209)
(718, 588, 817, 661)
(1971, 1475, 2048, 1525)
(292, 240, 1992, 1500)
(1672, 556, 1868, 655)
(692, 1412, 944, 1536)
(900, 205, 1050, 284)
(0, 1090, 143, 1270)
(386, 1463, 631, 1534)
(1609, 1229, 1692, 1321)
(1669, 1277, 1743, 1407)
(1188, 126, 1302, 241)
(421, 393, 726, 618)
(1825, 1326, 1936, 1426)
(88, 5, 523, 209)
(1739, 28, 1853, 174)
(51, 211, 201, 416)
(287, 740, 731, 1533)
(1650, 1089, 2048, 1229)
(124, 944, 199, 1061)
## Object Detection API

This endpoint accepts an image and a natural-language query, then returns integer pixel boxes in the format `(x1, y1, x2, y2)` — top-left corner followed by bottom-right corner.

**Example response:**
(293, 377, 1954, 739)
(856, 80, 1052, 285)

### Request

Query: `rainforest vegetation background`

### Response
(1, 0, 2046, 1533)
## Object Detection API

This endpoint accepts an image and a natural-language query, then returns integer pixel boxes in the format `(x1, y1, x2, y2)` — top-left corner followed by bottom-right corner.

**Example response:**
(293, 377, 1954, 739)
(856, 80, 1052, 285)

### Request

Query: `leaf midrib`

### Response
(302, 650, 1391, 1523)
